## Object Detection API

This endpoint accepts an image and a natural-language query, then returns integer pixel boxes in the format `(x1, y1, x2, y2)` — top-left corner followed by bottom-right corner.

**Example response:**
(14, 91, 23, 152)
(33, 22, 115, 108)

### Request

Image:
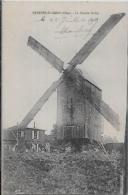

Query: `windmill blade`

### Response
(28, 36, 64, 73)
(84, 91, 120, 130)
(100, 100, 120, 130)
(67, 13, 125, 72)
(19, 75, 64, 129)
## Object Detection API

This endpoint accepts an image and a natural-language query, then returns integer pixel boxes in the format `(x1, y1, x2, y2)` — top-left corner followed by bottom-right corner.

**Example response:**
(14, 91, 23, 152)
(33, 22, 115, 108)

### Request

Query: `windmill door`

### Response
(63, 125, 77, 139)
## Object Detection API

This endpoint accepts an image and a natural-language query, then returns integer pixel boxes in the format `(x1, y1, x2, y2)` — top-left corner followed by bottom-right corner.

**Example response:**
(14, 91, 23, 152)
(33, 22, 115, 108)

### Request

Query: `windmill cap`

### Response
(119, 13, 125, 16)
(76, 67, 100, 90)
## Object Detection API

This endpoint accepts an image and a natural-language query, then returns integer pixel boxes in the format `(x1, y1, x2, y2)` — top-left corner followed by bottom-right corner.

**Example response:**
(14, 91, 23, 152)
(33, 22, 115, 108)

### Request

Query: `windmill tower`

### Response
(57, 69, 102, 141)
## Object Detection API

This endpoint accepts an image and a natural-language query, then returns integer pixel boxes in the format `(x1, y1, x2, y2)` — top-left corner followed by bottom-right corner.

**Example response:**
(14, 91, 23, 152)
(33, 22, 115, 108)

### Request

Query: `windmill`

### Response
(15, 13, 125, 143)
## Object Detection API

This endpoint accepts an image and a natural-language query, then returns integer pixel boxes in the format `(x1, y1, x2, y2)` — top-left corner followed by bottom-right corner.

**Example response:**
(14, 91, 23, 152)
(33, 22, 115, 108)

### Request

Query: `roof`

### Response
(5, 126, 46, 131)
(3, 129, 16, 141)
(25, 127, 46, 132)
(72, 68, 101, 90)
(77, 68, 98, 86)
(5, 126, 46, 132)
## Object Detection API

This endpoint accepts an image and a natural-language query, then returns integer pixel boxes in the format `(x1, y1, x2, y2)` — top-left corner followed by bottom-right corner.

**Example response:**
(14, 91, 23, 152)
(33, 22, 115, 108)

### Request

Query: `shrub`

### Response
(2, 149, 122, 194)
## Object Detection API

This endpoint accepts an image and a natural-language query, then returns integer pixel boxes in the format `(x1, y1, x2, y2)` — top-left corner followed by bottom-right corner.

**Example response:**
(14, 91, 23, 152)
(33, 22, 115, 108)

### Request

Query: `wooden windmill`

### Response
(17, 13, 125, 142)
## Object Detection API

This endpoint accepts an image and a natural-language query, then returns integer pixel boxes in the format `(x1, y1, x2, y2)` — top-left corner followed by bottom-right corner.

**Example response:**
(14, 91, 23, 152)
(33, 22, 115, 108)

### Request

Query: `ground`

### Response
(2, 148, 122, 195)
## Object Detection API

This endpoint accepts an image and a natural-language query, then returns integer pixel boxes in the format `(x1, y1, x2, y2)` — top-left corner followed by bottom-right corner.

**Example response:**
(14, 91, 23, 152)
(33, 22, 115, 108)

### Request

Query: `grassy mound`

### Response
(2, 149, 122, 194)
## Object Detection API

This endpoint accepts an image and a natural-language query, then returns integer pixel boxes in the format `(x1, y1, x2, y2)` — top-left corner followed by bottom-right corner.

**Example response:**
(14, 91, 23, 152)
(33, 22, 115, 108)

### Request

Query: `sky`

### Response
(2, 2, 128, 141)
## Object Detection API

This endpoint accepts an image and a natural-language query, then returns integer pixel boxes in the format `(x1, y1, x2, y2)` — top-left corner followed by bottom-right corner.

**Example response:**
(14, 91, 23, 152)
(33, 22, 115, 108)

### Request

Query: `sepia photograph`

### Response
(2, 1, 128, 195)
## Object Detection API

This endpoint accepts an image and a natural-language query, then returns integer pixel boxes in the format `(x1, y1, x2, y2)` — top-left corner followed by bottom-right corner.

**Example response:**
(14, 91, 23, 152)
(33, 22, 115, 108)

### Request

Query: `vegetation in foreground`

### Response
(2, 147, 123, 195)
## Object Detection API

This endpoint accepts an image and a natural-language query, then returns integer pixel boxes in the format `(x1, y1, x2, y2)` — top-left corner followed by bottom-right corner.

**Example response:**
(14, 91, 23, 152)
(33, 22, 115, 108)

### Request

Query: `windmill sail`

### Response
(28, 36, 64, 73)
(100, 100, 120, 130)
(19, 75, 64, 128)
(67, 13, 125, 72)
(85, 94, 120, 130)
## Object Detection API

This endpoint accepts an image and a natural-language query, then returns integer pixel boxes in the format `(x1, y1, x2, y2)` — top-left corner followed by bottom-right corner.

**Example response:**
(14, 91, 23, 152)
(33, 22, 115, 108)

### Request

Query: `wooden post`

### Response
(120, 170, 124, 195)
(37, 144, 39, 152)
(34, 121, 36, 129)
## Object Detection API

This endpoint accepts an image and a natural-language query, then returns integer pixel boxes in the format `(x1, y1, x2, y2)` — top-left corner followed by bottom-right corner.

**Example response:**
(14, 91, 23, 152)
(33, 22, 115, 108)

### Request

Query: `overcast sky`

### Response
(2, 2, 128, 141)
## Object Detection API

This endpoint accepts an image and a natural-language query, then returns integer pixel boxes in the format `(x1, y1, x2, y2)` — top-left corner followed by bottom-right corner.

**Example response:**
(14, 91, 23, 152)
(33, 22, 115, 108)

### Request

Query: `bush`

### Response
(2, 149, 122, 194)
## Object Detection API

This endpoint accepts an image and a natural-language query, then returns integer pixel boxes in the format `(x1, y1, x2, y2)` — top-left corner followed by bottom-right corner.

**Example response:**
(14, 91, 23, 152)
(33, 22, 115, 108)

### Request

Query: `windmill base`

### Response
(57, 138, 101, 152)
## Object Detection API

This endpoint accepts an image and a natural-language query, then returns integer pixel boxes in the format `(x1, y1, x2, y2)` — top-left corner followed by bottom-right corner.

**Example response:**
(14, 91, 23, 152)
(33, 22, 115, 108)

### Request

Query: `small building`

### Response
(3, 126, 46, 152)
